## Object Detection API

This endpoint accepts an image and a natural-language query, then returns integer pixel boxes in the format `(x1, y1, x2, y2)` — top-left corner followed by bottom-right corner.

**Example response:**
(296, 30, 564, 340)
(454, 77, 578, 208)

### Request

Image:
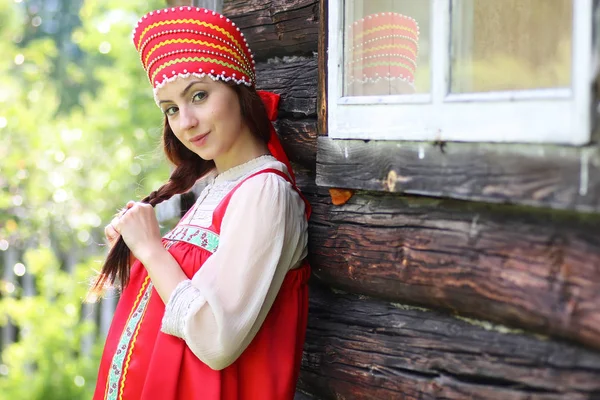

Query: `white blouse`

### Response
(160, 155, 308, 370)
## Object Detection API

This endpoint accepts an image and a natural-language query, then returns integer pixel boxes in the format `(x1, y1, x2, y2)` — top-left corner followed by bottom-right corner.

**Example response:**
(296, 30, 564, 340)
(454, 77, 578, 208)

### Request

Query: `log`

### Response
(256, 57, 318, 118)
(255, 56, 318, 171)
(297, 175, 600, 350)
(275, 119, 317, 172)
(299, 284, 600, 400)
(166, 0, 193, 6)
(223, 0, 319, 61)
(294, 391, 320, 400)
(316, 137, 600, 213)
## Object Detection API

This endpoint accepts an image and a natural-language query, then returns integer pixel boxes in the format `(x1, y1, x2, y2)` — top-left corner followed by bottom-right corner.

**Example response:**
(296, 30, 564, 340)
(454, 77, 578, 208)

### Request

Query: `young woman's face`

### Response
(156, 75, 251, 170)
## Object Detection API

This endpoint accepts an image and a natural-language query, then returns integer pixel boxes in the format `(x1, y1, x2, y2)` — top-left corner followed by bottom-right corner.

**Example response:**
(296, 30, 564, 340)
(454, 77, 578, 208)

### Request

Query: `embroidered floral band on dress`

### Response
(164, 225, 220, 254)
(105, 277, 153, 400)
(132, 6, 256, 93)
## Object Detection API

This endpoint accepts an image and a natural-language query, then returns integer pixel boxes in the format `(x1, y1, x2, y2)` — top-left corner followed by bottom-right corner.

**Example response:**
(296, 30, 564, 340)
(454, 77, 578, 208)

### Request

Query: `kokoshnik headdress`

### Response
(132, 6, 297, 186)
(345, 12, 420, 93)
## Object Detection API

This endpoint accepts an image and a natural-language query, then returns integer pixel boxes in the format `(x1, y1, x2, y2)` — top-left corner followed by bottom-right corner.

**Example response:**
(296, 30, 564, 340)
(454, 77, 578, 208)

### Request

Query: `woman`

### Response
(92, 6, 310, 400)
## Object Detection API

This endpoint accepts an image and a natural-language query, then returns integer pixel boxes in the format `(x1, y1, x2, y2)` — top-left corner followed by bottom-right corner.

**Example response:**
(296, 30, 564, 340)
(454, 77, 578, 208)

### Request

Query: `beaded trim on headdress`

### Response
(345, 12, 420, 88)
(130, 7, 302, 193)
(132, 6, 256, 95)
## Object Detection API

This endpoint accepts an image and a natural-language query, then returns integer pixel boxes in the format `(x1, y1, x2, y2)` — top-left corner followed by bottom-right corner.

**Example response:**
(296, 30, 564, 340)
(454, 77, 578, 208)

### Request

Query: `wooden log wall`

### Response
(300, 284, 600, 400)
(223, 1, 600, 398)
(306, 179, 600, 350)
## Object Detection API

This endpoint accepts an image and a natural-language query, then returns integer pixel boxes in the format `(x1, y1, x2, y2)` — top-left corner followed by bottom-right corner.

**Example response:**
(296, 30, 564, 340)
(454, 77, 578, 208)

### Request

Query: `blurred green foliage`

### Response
(0, 0, 167, 398)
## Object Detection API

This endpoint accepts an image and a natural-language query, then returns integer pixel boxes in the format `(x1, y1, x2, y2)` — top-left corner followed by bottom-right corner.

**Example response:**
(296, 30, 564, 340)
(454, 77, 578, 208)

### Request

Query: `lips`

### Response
(189, 132, 209, 146)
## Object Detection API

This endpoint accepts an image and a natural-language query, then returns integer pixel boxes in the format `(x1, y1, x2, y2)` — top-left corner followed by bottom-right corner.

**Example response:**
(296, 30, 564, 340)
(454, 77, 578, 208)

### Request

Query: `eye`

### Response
(164, 106, 178, 117)
(192, 91, 207, 102)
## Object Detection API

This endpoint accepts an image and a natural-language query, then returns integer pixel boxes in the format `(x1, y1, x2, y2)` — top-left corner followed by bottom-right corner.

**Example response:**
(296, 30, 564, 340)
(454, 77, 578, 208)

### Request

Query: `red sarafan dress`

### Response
(93, 168, 310, 400)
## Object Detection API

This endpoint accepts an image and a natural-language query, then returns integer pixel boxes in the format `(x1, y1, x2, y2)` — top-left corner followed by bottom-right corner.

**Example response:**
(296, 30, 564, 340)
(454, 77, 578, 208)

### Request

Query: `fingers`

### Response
(109, 214, 121, 232)
(104, 221, 120, 246)
(113, 201, 154, 229)
(113, 200, 155, 224)
(107, 201, 135, 238)
(122, 201, 153, 215)
(117, 201, 136, 217)
(104, 223, 115, 239)
(105, 201, 146, 246)
(119, 202, 138, 222)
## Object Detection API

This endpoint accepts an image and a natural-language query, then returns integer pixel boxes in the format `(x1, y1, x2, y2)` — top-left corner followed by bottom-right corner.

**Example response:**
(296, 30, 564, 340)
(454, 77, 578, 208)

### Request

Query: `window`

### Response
(327, 0, 593, 144)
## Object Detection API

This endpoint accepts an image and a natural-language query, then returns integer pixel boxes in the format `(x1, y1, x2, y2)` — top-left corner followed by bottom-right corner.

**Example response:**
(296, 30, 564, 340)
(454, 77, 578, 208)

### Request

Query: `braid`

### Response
(89, 122, 215, 296)
(90, 82, 269, 298)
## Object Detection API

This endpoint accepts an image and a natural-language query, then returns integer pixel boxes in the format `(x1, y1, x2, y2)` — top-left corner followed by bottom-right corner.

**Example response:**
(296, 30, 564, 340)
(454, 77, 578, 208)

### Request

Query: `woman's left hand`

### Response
(113, 201, 163, 264)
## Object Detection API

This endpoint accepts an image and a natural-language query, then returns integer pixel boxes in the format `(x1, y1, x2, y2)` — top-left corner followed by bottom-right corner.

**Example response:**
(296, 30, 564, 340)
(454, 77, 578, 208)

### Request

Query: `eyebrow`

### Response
(158, 81, 206, 105)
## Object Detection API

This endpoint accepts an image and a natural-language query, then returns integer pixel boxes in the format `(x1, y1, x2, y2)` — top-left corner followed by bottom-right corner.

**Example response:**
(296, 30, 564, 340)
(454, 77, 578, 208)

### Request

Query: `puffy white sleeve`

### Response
(160, 173, 308, 370)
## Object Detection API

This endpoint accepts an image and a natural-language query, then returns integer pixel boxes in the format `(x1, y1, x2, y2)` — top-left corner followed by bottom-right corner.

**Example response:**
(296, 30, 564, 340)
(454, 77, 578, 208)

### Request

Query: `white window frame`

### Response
(327, 0, 593, 145)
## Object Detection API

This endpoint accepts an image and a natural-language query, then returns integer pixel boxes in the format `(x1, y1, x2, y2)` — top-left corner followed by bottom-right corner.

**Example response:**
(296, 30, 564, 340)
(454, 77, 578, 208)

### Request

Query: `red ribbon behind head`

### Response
(257, 90, 311, 219)
(257, 90, 280, 121)
(257, 90, 295, 184)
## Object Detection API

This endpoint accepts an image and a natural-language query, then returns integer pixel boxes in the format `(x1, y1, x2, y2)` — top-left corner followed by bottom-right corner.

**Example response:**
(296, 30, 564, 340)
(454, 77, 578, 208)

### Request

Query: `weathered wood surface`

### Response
(224, 0, 319, 61)
(166, 0, 193, 6)
(317, 0, 327, 135)
(275, 119, 317, 172)
(166, 0, 222, 9)
(297, 174, 600, 350)
(316, 137, 600, 213)
(299, 285, 600, 400)
(256, 57, 318, 118)
(294, 391, 320, 400)
(254, 56, 318, 172)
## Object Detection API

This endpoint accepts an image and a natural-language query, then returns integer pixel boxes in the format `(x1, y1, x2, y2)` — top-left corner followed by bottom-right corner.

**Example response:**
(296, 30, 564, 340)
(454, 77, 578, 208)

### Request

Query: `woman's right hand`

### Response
(104, 202, 135, 248)
(104, 215, 121, 248)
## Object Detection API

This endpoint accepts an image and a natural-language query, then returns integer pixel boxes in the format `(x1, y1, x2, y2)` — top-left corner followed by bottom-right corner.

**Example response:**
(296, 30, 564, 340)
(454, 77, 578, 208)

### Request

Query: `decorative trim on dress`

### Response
(105, 276, 153, 400)
(164, 225, 220, 253)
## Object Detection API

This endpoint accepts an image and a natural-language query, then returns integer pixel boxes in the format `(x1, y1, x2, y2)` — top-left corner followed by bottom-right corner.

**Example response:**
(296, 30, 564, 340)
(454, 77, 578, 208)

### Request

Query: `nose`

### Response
(178, 106, 199, 132)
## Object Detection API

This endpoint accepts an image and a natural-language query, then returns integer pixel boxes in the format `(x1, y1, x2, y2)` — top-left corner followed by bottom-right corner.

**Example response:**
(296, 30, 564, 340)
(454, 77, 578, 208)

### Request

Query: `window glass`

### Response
(343, 0, 431, 96)
(451, 0, 573, 93)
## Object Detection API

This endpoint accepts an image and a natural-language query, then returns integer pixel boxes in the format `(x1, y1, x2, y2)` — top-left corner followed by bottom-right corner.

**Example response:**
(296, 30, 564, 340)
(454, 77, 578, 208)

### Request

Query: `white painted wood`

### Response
(327, 0, 593, 145)
(431, 0, 450, 137)
(571, 0, 593, 145)
(338, 93, 431, 105)
(327, 0, 343, 140)
(594, 3, 600, 80)
(334, 99, 582, 144)
(444, 88, 572, 103)
(431, 0, 449, 102)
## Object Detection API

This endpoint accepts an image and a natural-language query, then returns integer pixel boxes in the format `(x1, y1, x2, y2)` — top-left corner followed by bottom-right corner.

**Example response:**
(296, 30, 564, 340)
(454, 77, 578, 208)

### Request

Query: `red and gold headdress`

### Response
(133, 6, 256, 93)
(132, 7, 303, 191)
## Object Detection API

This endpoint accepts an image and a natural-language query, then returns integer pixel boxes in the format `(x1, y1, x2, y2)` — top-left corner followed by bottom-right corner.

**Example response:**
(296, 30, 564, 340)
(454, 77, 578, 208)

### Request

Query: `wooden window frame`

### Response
(327, 0, 593, 145)
(317, 0, 600, 213)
